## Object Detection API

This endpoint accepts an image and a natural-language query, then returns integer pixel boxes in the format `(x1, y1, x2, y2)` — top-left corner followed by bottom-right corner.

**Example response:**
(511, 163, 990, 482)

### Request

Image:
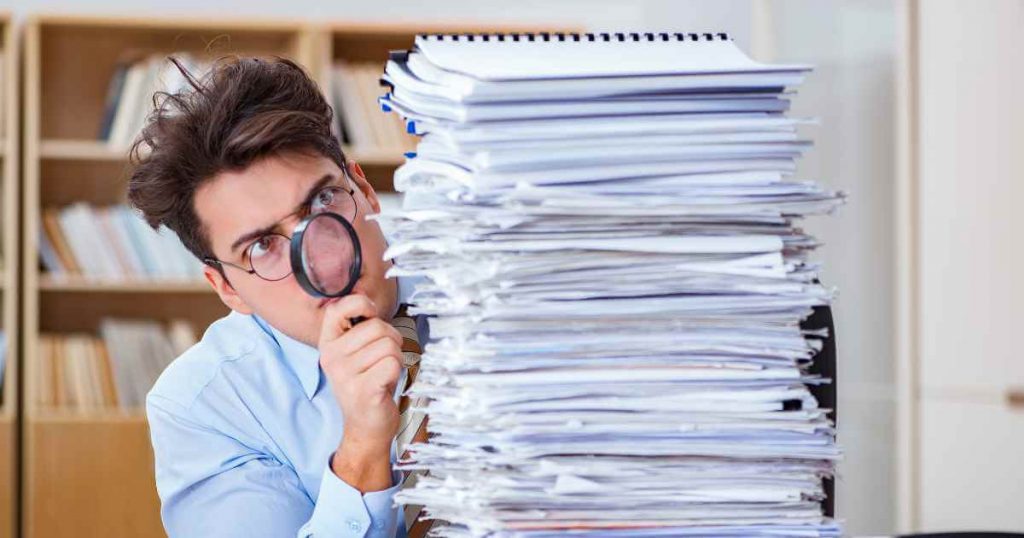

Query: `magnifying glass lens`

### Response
(293, 212, 361, 298)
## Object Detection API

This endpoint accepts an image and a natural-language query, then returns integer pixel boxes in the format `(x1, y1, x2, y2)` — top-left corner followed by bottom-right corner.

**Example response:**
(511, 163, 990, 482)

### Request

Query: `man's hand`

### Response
(318, 295, 404, 493)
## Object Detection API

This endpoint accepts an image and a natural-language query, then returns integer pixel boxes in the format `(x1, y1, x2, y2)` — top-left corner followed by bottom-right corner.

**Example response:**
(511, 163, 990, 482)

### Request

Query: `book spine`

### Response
(98, 61, 130, 140)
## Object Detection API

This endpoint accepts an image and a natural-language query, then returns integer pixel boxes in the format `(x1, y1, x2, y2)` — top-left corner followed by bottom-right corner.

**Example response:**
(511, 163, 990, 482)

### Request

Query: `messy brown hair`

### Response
(127, 55, 346, 265)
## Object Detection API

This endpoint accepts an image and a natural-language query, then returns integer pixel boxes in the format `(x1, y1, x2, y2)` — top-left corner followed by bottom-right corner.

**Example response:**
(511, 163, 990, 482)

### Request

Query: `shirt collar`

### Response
(252, 313, 322, 400)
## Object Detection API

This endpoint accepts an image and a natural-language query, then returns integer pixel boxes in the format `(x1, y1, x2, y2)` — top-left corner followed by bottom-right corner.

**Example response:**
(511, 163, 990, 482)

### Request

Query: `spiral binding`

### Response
(417, 32, 730, 43)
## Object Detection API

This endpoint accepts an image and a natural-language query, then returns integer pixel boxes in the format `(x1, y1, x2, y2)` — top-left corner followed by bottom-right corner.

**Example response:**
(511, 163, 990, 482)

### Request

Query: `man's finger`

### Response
(322, 336, 401, 376)
(326, 318, 402, 358)
(318, 295, 378, 348)
(362, 352, 403, 391)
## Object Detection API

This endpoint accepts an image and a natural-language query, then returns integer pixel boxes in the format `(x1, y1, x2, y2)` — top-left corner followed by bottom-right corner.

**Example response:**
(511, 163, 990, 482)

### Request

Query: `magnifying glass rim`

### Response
(290, 211, 363, 298)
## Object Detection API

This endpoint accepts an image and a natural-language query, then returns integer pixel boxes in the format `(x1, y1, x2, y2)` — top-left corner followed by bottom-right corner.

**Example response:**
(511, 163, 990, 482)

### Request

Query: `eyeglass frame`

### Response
(201, 170, 360, 283)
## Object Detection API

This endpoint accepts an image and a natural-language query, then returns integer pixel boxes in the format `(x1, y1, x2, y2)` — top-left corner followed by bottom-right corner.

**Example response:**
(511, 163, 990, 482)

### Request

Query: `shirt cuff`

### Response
(364, 468, 405, 538)
(307, 454, 403, 538)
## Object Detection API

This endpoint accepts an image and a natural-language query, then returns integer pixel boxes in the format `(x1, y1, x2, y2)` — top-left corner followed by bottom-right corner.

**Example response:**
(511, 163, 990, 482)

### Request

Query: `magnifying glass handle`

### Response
(349, 316, 367, 326)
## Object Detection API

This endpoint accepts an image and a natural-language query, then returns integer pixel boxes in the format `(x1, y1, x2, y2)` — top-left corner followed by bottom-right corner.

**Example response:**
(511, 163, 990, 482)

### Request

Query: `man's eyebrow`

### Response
(228, 173, 337, 254)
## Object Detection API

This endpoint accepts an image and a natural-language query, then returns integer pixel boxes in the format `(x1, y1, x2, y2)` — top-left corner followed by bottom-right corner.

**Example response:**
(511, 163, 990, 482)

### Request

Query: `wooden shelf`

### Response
(39, 138, 129, 161)
(39, 275, 211, 293)
(0, 12, 18, 538)
(31, 408, 146, 423)
(39, 139, 407, 167)
(21, 15, 316, 538)
(0, 416, 12, 538)
(18, 16, 560, 538)
(343, 145, 407, 166)
(26, 418, 162, 537)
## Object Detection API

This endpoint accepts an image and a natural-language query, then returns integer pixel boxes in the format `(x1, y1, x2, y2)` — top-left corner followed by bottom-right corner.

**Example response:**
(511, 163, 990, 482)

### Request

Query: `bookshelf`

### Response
(20, 16, 562, 538)
(0, 13, 18, 538)
(20, 15, 316, 538)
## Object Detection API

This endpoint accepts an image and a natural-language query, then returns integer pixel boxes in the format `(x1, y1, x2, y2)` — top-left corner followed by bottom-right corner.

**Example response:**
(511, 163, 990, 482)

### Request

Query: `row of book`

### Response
(98, 53, 414, 154)
(331, 61, 416, 151)
(37, 318, 196, 411)
(99, 53, 209, 149)
(39, 202, 203, 281)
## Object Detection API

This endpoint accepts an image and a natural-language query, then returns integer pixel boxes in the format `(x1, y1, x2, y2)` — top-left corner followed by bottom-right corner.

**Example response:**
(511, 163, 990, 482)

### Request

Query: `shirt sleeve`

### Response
(300, 453, 405, 538)
(148, 394, 404, 538)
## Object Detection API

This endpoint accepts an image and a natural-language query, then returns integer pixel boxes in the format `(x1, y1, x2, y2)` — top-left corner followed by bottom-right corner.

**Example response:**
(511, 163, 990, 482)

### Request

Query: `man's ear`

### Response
(346, 160, 382, 215)
(203, 264, 255, 315)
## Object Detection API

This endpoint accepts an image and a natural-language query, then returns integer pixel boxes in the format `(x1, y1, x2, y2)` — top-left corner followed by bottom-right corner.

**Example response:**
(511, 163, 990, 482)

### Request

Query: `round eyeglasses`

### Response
(204, 181, 359, 283)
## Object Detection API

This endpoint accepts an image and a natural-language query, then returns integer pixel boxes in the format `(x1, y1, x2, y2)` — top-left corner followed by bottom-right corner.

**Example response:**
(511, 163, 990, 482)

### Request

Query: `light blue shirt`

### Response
(146, 276, 427, 538)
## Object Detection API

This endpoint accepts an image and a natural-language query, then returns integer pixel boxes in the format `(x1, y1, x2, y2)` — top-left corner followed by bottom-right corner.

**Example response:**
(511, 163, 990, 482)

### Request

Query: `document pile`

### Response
(375, 32, 845, 537)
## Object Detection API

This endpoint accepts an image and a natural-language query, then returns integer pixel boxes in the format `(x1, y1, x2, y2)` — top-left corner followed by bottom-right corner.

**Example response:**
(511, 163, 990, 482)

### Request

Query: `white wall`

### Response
(911, 0, 1024, 530)
(751, 1, 899, 534)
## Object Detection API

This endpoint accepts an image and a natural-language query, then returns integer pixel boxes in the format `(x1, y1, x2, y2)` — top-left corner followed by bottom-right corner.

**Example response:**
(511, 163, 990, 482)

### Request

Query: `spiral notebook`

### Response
(410, 32, 809, 80)
(384, 32, 809, 103)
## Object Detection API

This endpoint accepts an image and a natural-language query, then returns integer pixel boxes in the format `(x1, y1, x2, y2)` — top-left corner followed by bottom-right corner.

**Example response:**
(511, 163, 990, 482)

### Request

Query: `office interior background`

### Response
(0, 0, 1018, 536)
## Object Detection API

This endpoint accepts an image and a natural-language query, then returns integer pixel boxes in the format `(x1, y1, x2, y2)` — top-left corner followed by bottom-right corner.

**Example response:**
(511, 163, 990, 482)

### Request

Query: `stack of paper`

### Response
(375, 32, 845, 537)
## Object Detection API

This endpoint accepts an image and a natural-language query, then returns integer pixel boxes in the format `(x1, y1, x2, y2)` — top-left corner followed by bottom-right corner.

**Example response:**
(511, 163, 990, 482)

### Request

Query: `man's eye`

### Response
(250, 236, 276, 258)
(312, 188, 336, 211)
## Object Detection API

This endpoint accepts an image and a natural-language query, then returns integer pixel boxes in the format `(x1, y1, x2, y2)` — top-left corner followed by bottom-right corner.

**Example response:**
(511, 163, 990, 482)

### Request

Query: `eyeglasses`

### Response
(203, 179, 359, 282)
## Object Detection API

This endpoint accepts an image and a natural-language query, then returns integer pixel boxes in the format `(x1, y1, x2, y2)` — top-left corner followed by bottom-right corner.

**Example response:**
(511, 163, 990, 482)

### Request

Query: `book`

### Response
(41, 208, 80, 274)
(39, 319, 198, 412)
(102, 53, 210, 149)
(331, 61, 416, 151)
(40, 203, 203, 282)
(98, 60, 131, 140)
(332, 61, 374, 148)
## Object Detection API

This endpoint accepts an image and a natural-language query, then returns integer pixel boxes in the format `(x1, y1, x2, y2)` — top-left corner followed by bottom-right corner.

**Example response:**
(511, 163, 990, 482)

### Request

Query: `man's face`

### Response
(195, 151, 398, 347)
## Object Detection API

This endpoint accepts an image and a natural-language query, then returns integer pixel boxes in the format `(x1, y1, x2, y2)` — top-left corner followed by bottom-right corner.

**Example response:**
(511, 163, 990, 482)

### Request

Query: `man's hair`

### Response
(127, 55, 346, 262)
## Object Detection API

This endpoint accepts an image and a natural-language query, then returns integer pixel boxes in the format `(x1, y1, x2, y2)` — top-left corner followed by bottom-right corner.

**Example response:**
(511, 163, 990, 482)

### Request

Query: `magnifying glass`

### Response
(290, 212, 367, 325)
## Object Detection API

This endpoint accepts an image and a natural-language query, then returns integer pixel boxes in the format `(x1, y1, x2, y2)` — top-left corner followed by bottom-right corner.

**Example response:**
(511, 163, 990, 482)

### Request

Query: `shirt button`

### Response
(374, 520, 385, 529)
(346, 519, 362, 532)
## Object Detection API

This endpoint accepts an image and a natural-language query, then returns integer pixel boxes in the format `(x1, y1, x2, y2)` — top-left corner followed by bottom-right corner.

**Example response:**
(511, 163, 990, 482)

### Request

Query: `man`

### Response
(129, 56, 424, 537)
